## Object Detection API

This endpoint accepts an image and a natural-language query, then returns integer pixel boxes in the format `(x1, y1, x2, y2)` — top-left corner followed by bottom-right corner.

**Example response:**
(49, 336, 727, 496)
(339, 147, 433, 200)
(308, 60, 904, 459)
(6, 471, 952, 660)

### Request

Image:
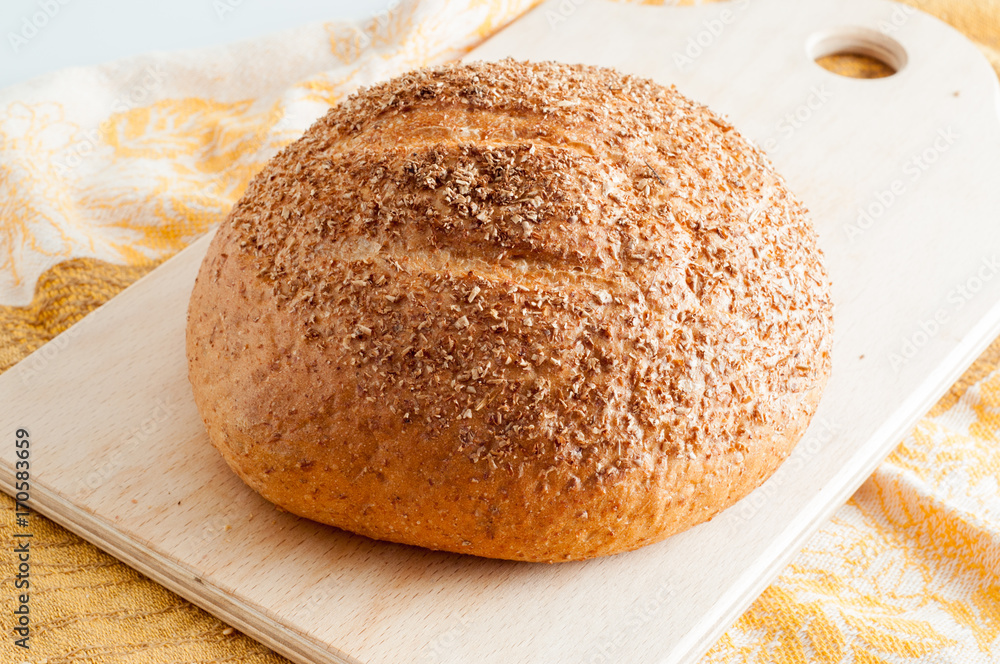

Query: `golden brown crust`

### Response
(186, 59, 833, 562)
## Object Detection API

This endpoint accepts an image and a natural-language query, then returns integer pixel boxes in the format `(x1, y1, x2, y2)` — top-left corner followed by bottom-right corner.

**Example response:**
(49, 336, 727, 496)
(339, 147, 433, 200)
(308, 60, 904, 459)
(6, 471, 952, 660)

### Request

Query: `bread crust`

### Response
(186, 59, 833, 562)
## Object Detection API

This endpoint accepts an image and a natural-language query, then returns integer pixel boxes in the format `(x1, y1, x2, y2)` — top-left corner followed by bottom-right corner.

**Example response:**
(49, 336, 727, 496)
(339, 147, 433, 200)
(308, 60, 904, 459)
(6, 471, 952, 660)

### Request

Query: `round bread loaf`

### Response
(186, 59, 833, 562)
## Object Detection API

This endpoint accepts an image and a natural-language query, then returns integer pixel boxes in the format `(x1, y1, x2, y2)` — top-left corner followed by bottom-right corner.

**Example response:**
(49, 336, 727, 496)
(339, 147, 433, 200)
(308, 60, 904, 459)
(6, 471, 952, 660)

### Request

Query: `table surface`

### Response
(1, 0, 391, 90)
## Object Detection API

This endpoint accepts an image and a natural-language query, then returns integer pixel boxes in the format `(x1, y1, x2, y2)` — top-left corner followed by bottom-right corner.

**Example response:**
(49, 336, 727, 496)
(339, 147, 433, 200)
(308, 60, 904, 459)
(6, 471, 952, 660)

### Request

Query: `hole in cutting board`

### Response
(807, 27, 906, 78)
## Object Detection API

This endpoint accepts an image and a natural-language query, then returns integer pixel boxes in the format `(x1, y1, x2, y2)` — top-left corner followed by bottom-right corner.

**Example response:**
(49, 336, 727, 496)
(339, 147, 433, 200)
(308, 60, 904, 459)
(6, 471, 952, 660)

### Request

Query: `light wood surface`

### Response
(3, 0, 1000, 662)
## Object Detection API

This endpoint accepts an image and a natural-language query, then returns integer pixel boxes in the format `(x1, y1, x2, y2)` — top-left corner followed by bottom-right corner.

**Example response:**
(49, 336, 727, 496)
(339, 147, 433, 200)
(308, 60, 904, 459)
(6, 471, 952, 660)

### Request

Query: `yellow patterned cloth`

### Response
(2, 1, 999, 662)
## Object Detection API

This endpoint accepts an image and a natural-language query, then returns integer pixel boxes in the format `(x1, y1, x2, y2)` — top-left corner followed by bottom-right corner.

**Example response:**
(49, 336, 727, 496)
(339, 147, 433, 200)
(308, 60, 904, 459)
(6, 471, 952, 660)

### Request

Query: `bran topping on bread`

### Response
(187, 59, 833, 561)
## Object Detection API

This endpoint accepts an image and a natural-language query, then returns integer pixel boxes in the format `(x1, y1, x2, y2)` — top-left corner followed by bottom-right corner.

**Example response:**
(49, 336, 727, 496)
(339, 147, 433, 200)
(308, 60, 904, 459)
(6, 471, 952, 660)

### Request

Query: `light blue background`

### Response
(2, 0, 392, 89)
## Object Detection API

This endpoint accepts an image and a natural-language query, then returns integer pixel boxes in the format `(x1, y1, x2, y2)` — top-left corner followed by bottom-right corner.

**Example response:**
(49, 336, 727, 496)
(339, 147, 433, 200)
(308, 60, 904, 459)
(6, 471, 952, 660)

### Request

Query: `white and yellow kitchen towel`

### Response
(2, 0, 1000, 662)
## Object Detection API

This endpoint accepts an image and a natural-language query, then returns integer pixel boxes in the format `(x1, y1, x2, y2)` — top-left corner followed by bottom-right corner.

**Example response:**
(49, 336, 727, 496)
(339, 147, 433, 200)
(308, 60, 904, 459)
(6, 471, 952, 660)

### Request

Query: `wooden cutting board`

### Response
(4, 0, 1000, 662)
